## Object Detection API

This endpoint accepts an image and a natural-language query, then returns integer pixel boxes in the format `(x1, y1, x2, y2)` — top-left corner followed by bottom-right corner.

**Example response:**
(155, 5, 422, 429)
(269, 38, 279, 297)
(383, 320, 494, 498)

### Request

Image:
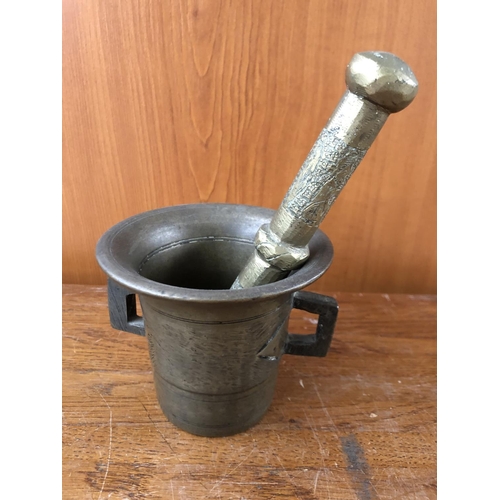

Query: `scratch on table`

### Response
(230, 482, 278, 486)
(97, 395, 112, 500)
(63, 334, 81, 353)
(382, 294, 396, 314)
(73, 409, 103, 457)
(304, 413, 326, 458)
(279, 408, 288, 422)
(63, 334, 82, 342)
(273, 453, 301, 500)
(392, 471, 405, 491)
(139, 400, 176, 455)
(313, 470, 321, 494)
(208, 446, 256, 495)
(313, 382, 338, 432)
(63, 286, 105, 295)
(303, 412, 332, 500)
(170, 479, 175, 500)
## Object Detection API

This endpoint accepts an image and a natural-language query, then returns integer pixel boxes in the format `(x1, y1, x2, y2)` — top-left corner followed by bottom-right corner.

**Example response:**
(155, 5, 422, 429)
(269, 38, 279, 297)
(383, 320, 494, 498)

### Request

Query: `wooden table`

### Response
(63, 285, 436, 499)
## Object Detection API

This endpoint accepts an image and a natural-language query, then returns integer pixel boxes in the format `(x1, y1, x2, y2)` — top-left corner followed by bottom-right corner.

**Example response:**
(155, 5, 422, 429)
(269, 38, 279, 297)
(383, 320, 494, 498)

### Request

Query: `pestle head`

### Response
(345, 51, 418, 113)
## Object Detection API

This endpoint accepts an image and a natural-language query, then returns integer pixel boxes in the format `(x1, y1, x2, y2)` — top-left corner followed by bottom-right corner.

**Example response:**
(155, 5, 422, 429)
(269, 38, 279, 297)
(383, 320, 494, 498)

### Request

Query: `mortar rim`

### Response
(95, 203, 333, 303)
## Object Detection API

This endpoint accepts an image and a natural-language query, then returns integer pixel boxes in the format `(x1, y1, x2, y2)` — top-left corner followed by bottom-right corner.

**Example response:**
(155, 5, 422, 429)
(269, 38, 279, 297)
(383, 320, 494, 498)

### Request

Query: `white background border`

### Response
(1, 0, 499, 497)
(437, 0, 499, 497)
(1, 1, 62, 497)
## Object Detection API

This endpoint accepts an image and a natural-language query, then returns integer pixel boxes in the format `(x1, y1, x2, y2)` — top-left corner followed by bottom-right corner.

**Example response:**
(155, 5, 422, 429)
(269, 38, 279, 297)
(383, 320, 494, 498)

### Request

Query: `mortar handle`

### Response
(107, 279, 145, 336)
(285, 291, 339, 357)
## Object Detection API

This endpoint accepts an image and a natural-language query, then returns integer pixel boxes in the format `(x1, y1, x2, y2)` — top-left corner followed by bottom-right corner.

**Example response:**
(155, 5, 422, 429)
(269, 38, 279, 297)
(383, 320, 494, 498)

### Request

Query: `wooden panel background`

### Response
(62, 0, 436, 294)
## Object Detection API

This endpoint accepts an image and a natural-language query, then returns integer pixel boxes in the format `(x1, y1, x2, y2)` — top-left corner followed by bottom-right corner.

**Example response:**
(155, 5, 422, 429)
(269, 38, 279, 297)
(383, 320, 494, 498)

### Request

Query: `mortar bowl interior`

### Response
(96, 203, 333, 302)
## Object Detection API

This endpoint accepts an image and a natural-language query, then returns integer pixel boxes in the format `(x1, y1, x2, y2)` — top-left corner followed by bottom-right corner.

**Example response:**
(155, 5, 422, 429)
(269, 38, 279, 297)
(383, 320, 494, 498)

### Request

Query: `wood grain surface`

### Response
(62, 0, 436, 294)
(62, 285, 436, 499)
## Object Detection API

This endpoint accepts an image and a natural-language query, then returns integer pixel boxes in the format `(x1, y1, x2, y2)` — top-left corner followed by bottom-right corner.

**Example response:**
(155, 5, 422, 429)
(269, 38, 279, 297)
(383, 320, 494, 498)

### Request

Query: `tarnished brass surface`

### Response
(231, 51, 418, 290)
(96, 204, 337, 436)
